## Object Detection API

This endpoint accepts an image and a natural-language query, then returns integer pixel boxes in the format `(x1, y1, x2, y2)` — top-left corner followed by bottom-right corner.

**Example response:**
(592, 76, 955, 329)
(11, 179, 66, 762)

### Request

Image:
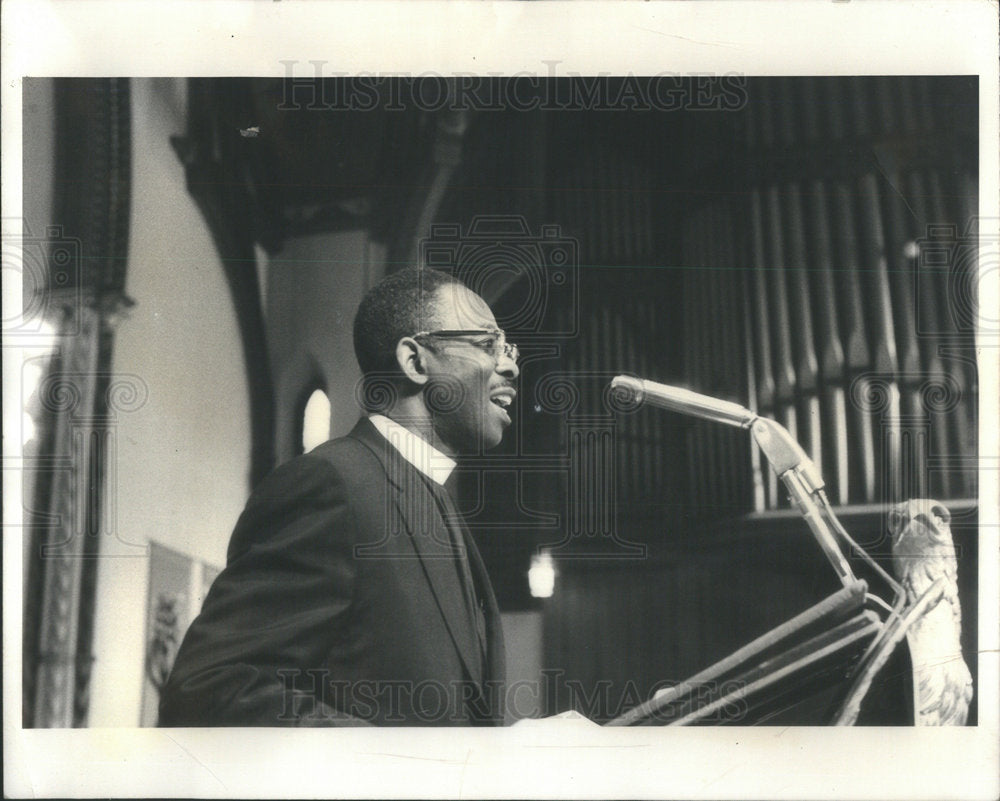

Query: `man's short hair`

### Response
(353, 267, 463, 377)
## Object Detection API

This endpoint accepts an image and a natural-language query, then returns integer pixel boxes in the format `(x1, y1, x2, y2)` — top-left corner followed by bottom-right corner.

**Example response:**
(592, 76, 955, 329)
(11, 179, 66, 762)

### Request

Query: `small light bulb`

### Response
(528, 551, 556, 598)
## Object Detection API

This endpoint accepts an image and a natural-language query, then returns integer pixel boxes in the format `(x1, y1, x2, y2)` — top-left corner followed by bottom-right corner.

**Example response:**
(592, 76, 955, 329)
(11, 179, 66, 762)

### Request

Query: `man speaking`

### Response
(159, 267, 519, 726)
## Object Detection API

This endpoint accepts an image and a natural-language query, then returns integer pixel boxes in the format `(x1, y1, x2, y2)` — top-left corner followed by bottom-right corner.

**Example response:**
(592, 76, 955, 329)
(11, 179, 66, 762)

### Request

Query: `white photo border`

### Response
(3, 2, 998, 799)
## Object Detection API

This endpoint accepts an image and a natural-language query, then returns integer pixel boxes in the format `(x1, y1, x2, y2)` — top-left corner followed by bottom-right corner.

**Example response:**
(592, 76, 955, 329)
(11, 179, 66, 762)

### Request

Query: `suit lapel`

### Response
(350, 419, 485, 688)
(461, 518, 506, 693)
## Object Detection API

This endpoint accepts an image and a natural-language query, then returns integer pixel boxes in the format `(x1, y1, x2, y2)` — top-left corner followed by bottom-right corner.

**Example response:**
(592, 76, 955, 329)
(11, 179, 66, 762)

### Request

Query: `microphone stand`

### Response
(609, 376, 917, 724)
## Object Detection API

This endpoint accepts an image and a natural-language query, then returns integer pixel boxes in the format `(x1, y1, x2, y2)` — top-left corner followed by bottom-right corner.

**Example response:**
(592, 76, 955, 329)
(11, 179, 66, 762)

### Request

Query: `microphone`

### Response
(610, 374, 855, 585)
(611, 374, 819, 487)
(610, 375, 757, 429)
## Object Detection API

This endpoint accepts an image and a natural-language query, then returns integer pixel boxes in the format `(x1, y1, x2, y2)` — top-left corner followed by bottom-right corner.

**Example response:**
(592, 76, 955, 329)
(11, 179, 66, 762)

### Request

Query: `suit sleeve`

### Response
(158, 454, 369, 726)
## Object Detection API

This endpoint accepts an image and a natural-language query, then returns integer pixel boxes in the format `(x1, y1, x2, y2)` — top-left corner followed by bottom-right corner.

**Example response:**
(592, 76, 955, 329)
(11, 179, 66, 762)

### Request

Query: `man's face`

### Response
(421, 284, 519, 455)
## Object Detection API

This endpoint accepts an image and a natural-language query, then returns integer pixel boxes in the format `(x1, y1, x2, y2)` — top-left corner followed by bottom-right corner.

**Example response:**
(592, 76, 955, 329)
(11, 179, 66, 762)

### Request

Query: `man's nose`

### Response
(496, 353, 519, 381)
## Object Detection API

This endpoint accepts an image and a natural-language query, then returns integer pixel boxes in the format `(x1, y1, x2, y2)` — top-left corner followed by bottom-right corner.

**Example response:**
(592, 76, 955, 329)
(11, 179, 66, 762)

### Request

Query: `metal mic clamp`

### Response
(749, 418, 856, 585)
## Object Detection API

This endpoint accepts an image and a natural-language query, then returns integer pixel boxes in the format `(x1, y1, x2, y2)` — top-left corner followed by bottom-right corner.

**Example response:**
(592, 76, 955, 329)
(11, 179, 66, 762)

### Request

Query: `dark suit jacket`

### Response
(158, 418, 506, 726)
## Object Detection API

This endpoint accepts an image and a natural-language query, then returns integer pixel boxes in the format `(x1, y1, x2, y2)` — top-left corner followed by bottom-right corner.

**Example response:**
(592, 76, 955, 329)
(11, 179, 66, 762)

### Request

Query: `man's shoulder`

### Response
(268, 424, 379, 485)
(306, 420, 383, 472)
(239, 423, 387, 517)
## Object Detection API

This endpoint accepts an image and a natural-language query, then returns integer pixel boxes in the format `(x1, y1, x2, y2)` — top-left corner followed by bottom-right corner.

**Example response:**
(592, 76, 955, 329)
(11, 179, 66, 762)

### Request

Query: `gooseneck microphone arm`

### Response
(610, 375, 759, 429)
(610, 375, 857, 587)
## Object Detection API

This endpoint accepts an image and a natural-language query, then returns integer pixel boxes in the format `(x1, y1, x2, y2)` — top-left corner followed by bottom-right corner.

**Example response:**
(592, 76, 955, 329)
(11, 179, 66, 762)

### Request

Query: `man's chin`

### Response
(434, 411, 509, 454)
(454, 429, 505, 455)
(485, 413, 511, 449)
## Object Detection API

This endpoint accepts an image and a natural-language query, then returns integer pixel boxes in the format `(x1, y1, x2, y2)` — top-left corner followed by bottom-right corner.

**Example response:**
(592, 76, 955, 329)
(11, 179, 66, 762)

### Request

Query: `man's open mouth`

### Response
(490, 389, 516, 411)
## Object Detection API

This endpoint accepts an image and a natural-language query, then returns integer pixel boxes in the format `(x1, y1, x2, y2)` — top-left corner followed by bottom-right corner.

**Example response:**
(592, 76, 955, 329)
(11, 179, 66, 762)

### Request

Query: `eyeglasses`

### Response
(412, 329, 519, 365)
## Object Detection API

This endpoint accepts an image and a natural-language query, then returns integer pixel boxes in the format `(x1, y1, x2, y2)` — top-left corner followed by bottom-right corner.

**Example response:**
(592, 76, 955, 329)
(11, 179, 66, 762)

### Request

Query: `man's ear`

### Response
(396, 337, 430, 386)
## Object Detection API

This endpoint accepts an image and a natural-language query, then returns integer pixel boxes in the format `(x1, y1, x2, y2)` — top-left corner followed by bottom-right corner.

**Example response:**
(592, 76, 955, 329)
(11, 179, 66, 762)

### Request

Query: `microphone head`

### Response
(609, 375, 645, 406)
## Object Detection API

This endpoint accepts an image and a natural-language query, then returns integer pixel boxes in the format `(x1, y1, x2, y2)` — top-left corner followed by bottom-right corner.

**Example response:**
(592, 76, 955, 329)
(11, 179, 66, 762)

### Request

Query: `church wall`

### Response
(266, 230, 385, 464)
(88, 79, 253, 726)
(20, 79, 57, 591)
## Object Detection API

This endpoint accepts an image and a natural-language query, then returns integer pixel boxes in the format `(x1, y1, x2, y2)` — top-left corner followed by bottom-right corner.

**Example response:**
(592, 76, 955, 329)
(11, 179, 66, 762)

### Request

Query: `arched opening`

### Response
(300, 387, 331, 453)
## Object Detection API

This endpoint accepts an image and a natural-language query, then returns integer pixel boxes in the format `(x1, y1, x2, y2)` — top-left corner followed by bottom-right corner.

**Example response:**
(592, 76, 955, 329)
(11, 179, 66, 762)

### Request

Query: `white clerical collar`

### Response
(367, 414, 456, 486)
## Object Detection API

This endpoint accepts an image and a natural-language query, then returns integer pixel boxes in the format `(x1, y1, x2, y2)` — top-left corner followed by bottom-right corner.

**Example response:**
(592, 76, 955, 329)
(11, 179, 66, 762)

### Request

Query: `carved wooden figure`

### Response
(889, 499, 973, 725)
